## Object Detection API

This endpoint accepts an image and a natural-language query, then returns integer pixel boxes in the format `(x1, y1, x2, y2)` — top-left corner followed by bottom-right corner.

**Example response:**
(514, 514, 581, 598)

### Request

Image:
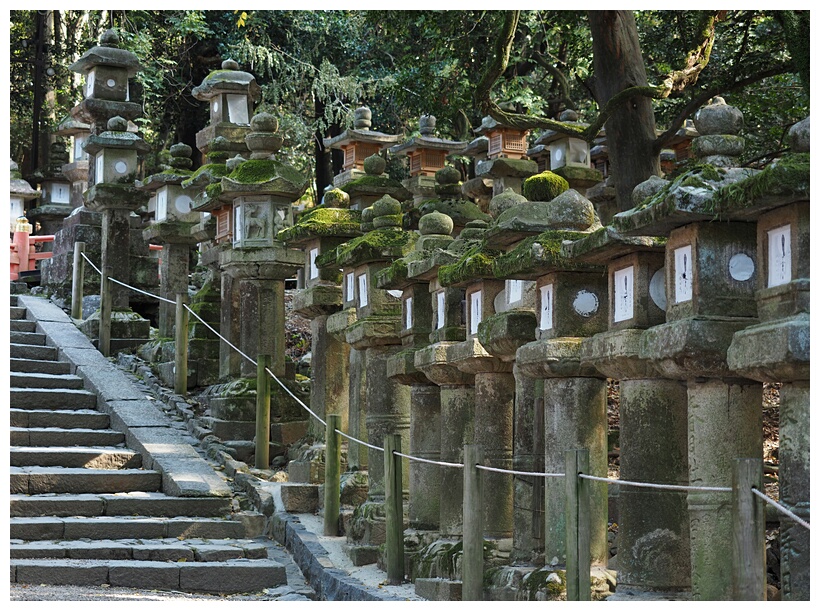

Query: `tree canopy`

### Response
(10, 9, 808, 206)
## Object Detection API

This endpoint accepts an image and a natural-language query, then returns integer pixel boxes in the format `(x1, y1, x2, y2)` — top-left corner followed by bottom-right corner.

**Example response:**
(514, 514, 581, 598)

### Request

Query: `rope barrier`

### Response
(751, 488, 810, 530)
(75, 250, 796, 516)
(579, 473, 732, 493)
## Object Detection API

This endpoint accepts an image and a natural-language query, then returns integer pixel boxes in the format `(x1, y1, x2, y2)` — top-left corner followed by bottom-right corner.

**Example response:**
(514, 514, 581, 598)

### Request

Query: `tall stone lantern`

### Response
(54, 116, 92, 208)
(613, 97, 764, 601)
(28, 141, 74, 244)
(474, 116, 538, 198)
(532, 110, 602, 196)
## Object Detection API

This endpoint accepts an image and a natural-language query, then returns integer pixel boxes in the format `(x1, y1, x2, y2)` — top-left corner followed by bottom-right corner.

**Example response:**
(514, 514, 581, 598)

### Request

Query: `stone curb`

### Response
(16, 295, 230, 499)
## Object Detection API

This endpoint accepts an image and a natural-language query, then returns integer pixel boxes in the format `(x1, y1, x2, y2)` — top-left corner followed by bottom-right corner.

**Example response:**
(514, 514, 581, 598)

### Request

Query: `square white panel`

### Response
(50, 183, 70, 204)
(768, 225, 792, 288)
(233, 205, 243, 244)
(358, 274, 368, 308)
(95, 152, 105, 185)
(469, 290, 482, 335)
(405, 296, 413, 329)
(346, 272, 355, 302)
(436, 291, 445, 329)
(309, 248, 319, 279)
(227, 94, 249, 125)
(674, 246, 693, 303)
(540, 284, 553, 330)
(156, 188, 168, 221)
(508, 279, 523, 304)
(613, 266, 634, 322)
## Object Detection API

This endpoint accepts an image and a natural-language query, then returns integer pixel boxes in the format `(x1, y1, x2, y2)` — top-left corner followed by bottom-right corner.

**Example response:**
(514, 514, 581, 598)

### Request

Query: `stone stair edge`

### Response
(12, 295, 231, 500)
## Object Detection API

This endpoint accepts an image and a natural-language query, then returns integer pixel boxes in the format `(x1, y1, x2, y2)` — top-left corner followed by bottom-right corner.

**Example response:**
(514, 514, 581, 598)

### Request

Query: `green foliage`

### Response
(438, 244, 502, 286)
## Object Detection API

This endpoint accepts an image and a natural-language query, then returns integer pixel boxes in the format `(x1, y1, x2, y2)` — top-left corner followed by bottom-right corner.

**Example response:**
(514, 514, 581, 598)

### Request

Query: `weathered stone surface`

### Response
(726, 314, 809, 382)
(477, 309, 537, 362)
(280, 484, 319, 513)
(693, 96, 743, 135)
(788, 116, 810, 152)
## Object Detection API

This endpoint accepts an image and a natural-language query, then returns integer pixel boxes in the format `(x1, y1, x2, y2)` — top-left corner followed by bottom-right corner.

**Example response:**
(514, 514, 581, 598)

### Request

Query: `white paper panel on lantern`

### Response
(768, 225, 792, 288)
(10, 197, 24, 230)
(346, 272, 355, 301)
(95, 153, 105, 185)
(540, 284, 553, 330)
(309, 248, 319, 279)
(50, 183, 70, 204)
(405, 296, 413, 330)
(358, 274, 368, 308)
(508, 279, 523, 304)
(73, 135, 87, 162)
(86, 72, 96, 98)
(233, 206, 243, 244)
(674, 245, 693, 303)
(227, 94, 250, 125)
(469, 290, 482, 335)
(613, 266, 634, 322)
(174, 194, 193, 214)
(156, 189, 168, 221)
(436, 291, 445, 329)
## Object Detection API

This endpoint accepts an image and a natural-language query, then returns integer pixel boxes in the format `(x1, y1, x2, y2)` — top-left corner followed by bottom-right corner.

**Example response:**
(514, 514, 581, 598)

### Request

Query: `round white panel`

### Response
(106, 78, 116, 88)
(573, 290, 599, 317)
(649, 267, 667, 310)
(729, 253, 755, 281)
(174, 195, 193, 214)
(114, 161, 128, 174)
(213, 101, 219, 113)
(554, 148, 563, 162)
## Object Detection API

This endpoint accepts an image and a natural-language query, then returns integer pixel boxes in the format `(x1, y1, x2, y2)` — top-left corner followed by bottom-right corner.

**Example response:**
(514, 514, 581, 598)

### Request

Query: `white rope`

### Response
(80, 251, 175, 304)
(751, 488, 810, 530)
(393, 451, 463, 469)
(579, 473, 731, 493)
(476, 464, 564, 478)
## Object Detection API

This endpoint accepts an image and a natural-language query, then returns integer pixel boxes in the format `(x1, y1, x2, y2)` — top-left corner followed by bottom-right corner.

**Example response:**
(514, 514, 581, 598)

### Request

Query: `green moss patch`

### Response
(278, 207, 362, 243)
(182, 163, 229, 188)
(492, 230, 589, 278)
(522, 171, 569, 202)
(227, 159, 305, 186)
(333, 227, 418, 268)
(438, 243, 502, 286)
(709, 152, 809, 213)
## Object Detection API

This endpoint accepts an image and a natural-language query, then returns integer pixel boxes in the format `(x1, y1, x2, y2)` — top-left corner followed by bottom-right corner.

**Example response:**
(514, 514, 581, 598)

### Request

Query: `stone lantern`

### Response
(532, 110, 602, 196)
(10, 160, 40, 234)
(323, 106, 400, 187)
(612, 97, 764, 601)
(388, 114, 466, 205)
(458, 136, 494, 212)
(192, 59, 261, 163)
(54, 116, 92, 209)
(474, 116, 538, 198)
(68, 29, 142, 136)
(28, 141, 73, 245)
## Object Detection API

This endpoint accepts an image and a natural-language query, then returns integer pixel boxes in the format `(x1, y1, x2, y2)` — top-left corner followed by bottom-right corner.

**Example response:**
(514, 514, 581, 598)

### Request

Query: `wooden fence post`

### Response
(98, 265, 112, 357)
(566, 448, 591, 601)
(323, 414, 342, 536)
(71, 242, 85, 320)
(462, 444, 484, 601)
(733, 458, 766, 600)
(174, 293, 189, 395)
(384, 434, 405, 585)
(254, 354, 272, 469)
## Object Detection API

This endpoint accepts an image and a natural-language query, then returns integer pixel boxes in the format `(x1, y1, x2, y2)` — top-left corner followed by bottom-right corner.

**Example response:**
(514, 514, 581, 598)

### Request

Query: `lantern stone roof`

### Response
(323, 129, 400, 150)
(55, 116, 91, 136)
(10, 160, 40, 200)
(192, 59, 261, 102)
(84, 116, 150, 155)
(534, 110, 588, 146)
(68, 29, 141, 76)
(389, 134, 467, 156)
(457, 136, 489, 158)
(562, 226, 667, 265)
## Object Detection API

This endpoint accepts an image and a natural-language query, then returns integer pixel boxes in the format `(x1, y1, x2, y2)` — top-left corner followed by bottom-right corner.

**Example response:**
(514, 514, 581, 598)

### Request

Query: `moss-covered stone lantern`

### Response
(54, 116, 92, 209)
(323, 106, 401, 187)
(476, 115, 529, 160)
(532, 110, 602, 196)
(474, 116, 538, 198)
(27, 141, 73, 244)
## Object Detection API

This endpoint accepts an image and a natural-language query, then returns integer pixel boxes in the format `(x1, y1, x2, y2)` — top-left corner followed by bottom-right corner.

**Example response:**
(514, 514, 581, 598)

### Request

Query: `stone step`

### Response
(11, 305, 26, 319)
(11, 557, 287, 593)
(10, 493, 232, 519)
(11, 466, 162, 495)
(11, 294, 19, 306)
(11, 516, 247, 541)
(10, 446, 141, 469)
(11, 343, 58, 361)
(10, 330, 46, 346)
(11, 409, 111, 430)
(10, 371, 85, 390)
(10, 319, 36, 332)
(10, 387, 97, 410)
(10, 357, 72, 375)
(11, 427, 124, 447)
(10, 538, 268, 561)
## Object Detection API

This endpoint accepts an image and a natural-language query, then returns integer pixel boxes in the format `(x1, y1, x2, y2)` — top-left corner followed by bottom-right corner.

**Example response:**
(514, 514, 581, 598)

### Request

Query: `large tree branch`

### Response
(474, 10, 519, 115)
(653, 62, 793, 153)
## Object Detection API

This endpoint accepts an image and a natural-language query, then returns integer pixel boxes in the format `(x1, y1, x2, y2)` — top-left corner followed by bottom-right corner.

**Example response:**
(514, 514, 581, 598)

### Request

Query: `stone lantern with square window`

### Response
(611, 97, 764, 601)
(10, 160, 40, 235)
(474, 116, 538, 198)
(28, 141, 74, 245)
(54, 116, 92, 209)
(532, 110, 602, 196)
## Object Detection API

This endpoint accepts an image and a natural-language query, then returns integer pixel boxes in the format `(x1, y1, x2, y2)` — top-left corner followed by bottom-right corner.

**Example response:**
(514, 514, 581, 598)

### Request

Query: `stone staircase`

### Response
(9, 294, 289, 594)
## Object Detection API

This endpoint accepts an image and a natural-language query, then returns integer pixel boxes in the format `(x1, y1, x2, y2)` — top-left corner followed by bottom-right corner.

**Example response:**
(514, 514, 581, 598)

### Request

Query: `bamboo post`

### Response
(384, 434, 405, 585)
(174, 293, 189, 395)
(255, 354, 272, 469)
(323, 414, 342, 536)
(71, 241, 85, 320)
(462, 444, 484, 601)
(565, 448, 591, 601)
(732, 458, 766, 600)
(99, 265, 112, 357)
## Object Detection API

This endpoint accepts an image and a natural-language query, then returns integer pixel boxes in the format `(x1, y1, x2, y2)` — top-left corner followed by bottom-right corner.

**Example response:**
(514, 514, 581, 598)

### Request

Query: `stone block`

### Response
(346, 545, 380, 566)
(178, 560, 286, 593)
(109, 561, 180, 590)
(726, 314, 809, 382)
(415, 577, 463, 601)
(280, 483, 319, 513)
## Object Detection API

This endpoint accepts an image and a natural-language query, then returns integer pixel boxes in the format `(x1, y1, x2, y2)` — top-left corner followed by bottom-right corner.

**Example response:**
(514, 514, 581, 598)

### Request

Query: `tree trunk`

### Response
(588, 11, 660, 212)
(314, 97, 333, 199)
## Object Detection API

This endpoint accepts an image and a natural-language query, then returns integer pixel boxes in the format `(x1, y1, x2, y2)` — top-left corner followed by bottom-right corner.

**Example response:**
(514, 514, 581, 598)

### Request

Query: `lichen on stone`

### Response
(438, 243, 502, 286)
(708, 152, 809, 213)
(182, 163, 229, 188)
(522, 170, 570, 202)
(226, 158, 305, 186)
(332, 227, 418, 268)
(277, 207, 361, 243)
(492, 230, 589, 278)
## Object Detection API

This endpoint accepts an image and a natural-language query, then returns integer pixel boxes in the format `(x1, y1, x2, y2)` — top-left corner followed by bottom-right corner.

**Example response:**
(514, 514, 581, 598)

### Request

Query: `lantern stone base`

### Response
(78, 308, 150, 352)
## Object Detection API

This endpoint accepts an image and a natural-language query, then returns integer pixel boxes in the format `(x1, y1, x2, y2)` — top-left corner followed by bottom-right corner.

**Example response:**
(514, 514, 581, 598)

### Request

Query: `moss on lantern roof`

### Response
(277, 207, 362, 243)
(491, 230, 590, 279)
(376, 256, 410, 289)
(335, 227, 418, 268)
(227, 159, 305, 186)
(438, 243, 503, 287)
(182, 163, 230, 188)
(708, 152, 809, 214)
(204, 182, 223, 201)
